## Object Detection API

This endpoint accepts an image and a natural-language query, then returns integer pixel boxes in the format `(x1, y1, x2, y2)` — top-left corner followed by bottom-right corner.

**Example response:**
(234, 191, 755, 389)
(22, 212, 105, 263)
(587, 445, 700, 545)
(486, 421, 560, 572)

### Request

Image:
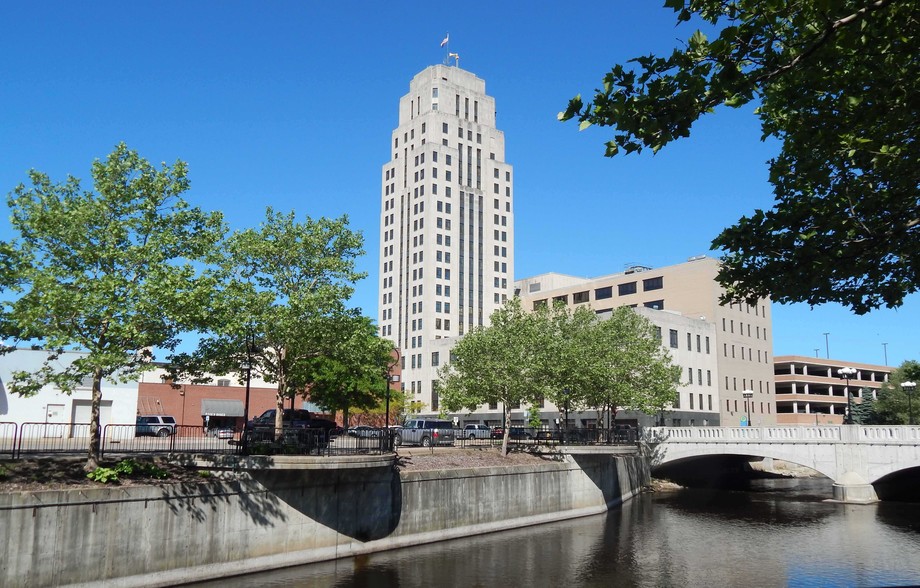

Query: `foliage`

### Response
(0, 144, 225, 470)
(440, 299, 679, 453)
(542, 305, 679, 424)
(304, 314, 396, 425)
(560, 0, 919, 314)
(169, 208, 366, 435)
(849, 388, 875, 425)
(86, 458, 169, 484)
(527, 405, 542, 429)
(873, 361, 920, 424)
(439, 299, 549, 454)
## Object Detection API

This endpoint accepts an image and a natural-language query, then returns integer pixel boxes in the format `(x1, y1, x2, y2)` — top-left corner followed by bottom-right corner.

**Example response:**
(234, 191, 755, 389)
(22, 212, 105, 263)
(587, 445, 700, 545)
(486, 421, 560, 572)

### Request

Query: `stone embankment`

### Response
(1, 449, 647, 587)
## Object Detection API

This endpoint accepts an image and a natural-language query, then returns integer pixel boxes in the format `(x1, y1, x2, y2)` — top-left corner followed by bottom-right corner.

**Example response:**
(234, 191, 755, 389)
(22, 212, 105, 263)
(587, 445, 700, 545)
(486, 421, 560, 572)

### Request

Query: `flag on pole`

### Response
(440, 34, 449, 47)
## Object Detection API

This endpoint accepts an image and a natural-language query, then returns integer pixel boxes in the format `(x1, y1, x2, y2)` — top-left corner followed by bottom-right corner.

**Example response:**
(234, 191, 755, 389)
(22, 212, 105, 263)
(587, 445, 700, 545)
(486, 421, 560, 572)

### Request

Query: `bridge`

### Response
(644, 425, 920, 503)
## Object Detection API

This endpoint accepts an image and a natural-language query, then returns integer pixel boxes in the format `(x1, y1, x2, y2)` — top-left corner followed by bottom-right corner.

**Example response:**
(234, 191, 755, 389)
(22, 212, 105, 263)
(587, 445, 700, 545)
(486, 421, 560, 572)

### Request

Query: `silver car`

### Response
(396, 419, 456, 447)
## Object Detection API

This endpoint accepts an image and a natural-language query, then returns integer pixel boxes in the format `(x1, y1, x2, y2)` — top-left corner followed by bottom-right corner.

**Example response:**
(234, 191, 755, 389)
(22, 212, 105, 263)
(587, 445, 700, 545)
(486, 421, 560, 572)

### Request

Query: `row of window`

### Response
(727, 398, 772, 415)
(723, 343, 770, 364)
(686, 367, 713, 386)
(667, 331, 712, 354)
(728, 301, 767, 317)
(722, 318, 768, 340)
(725, 377, 772, 395)
(673, 393, 713, 412)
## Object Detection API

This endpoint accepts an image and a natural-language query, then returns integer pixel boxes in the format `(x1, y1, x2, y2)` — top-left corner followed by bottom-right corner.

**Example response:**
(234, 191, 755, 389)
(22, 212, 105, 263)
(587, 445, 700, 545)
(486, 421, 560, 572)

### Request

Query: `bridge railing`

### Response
(646, 425, 920, 444)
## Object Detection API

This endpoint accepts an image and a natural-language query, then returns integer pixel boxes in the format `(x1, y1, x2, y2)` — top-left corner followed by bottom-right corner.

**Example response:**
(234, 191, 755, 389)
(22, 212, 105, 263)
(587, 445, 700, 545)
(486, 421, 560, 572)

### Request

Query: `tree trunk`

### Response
(84, 368, 103, 472)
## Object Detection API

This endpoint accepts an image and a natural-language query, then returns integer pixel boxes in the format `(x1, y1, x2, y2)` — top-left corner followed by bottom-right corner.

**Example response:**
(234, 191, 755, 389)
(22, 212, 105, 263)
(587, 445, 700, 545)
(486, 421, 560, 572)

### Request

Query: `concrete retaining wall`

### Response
(0, 453, 647, 587)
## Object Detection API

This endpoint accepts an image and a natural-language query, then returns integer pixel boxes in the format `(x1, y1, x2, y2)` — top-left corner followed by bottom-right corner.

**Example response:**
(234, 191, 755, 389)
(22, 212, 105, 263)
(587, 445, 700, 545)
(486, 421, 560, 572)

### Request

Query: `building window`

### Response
(688, 367, 693, 384)
(595, 286, 613, 300)
(573, 291, 589, 304)
(618, 282, 637, 296)
(690, 393, 694, 410)
(705, 337, 710, 354)
(687, 332, 692, 351)
(431, 352, 439, 366)
(669, 329, 678, 348)
(707, 370, 712, 386)
(696, 335, 701, 352)
(643, 276, 663, 291)
(644, 300, 664, 310)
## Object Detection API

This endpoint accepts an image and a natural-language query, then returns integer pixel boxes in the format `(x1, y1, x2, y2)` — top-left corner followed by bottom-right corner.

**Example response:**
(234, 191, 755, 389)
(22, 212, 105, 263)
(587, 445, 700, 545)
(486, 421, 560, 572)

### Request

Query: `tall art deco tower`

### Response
(378, 64, 514, 415)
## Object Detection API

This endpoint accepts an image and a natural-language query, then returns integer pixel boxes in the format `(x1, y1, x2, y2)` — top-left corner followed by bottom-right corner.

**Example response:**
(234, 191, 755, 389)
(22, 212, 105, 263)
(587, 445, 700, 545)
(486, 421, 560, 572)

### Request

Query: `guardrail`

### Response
(0, 422, 640, 460)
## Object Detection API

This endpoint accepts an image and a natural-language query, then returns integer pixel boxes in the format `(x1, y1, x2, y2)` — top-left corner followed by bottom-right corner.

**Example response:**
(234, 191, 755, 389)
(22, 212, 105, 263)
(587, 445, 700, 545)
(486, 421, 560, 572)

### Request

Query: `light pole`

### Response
(882, 343, 888, 366)
(742, 390, 753, 426)
(385, 347, 401, 428)
(823, 333, 830, 358)
(838, 367, 857, 424)
(902, 381, 917, 426)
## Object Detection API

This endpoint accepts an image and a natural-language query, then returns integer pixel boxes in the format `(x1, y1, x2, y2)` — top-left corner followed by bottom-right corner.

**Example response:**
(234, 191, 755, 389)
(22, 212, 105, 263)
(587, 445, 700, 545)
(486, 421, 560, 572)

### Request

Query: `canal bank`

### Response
(0, 450, 647, 587)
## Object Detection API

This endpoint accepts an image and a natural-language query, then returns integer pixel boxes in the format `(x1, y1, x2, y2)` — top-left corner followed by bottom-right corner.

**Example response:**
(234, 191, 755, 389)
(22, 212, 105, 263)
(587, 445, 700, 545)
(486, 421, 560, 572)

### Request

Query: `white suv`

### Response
(463, 424, 492, 440)
(136, 415, 177, 437)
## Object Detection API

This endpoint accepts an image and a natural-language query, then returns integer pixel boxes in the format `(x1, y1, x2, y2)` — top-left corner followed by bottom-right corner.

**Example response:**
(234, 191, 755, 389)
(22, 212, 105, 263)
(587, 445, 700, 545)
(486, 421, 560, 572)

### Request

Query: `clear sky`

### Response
(1, 1, 916, 369)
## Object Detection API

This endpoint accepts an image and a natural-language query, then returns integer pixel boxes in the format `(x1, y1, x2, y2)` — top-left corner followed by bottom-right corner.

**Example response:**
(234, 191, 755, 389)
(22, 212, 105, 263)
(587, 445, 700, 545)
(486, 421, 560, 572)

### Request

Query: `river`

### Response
(190, 477, 920, 587)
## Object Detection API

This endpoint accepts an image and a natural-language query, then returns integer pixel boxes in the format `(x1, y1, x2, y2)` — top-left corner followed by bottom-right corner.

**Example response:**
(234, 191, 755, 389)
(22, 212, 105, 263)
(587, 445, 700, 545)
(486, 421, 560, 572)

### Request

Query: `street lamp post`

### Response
(742, 390, 753, 426)
(902, 381, 917, 426)
(838, 367, 857, 424)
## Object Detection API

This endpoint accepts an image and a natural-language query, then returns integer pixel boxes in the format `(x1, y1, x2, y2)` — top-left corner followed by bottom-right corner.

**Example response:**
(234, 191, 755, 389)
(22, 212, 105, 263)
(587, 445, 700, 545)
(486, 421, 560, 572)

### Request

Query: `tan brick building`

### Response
(516, 256, 776, 426)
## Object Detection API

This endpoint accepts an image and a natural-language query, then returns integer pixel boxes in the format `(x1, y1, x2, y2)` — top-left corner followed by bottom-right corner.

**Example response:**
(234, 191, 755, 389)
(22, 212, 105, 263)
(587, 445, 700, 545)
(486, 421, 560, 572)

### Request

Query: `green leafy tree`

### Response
(561, 0, 919, 314)
(540, 304, 597, 426)
(581, 308, 681, 429)
(0, 144, 225, 470)
(873, 360, 920, 424)
(439, 298, 549, 455)
(305, 314, 395, 428)
(169, 209, 365, 436)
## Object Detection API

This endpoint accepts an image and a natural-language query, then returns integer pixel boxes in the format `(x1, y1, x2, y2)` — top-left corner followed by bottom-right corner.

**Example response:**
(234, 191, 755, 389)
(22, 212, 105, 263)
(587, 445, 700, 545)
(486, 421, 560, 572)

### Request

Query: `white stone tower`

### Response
(378, 64, 514, 415)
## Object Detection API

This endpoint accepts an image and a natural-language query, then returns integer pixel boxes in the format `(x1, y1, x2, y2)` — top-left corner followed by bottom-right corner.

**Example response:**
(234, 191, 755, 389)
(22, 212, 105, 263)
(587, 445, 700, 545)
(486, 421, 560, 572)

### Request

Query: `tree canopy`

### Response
(439, 300, 679, 454)
(305, 313, 397, 427)
(169, 208, 366, 435)
(0, 144, 225, 469)
(438, 299, 549, 454)
(871, 360, 920, 424)
(560, 0, 919, 314)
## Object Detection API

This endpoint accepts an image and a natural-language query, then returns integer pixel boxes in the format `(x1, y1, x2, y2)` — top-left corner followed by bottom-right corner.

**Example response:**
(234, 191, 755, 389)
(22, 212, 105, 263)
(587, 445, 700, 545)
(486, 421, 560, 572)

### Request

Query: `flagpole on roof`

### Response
(440, 33, 450, 64)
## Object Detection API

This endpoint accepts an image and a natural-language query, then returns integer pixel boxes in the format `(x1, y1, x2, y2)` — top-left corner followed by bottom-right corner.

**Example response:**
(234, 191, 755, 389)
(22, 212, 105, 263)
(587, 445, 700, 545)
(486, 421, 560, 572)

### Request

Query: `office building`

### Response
(378, 65, 514, 414)
(516, 256, 776, 426)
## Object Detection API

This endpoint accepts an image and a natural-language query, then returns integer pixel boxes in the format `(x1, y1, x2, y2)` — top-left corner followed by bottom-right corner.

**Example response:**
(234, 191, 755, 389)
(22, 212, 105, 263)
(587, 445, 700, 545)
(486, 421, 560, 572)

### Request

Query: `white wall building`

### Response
(378, 64, 514, 415)
(0, 348, 139, 429)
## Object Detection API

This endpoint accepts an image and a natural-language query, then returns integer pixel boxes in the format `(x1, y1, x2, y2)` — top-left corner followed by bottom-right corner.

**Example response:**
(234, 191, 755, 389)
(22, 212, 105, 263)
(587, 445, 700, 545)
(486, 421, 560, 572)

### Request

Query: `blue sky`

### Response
(1, 1, 916, 368)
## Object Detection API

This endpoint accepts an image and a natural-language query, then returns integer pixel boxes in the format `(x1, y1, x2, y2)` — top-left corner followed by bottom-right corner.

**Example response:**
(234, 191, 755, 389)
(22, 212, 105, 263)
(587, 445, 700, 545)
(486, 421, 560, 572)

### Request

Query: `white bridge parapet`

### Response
(644, 425, 920, 504)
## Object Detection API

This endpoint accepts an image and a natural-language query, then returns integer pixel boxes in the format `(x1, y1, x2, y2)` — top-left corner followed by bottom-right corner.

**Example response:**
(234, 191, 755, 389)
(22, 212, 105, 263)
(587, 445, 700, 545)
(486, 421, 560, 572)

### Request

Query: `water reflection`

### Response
(189, 478, 920, 588)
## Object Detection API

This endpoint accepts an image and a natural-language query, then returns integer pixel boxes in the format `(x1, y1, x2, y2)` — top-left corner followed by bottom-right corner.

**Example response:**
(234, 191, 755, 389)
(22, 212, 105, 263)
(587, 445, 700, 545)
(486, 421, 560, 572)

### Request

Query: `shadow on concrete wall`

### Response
(248, 464, 403, 542)
(157, 454, 288, 527)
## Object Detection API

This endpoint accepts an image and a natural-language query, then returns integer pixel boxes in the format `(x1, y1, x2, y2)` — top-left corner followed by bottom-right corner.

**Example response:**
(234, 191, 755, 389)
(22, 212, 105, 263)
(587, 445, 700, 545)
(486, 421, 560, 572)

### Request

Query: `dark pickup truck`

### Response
(244, 409, 338, 454)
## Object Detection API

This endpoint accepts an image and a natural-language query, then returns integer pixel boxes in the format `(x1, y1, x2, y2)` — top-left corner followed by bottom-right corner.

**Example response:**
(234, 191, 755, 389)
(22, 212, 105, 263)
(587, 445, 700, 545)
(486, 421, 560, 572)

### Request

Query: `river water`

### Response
(192, 478, 920, 587)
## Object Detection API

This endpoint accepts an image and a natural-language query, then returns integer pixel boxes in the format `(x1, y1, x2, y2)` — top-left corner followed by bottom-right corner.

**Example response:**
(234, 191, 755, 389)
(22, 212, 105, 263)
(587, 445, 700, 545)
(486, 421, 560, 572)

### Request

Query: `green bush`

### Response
(87, 459, 169, 484)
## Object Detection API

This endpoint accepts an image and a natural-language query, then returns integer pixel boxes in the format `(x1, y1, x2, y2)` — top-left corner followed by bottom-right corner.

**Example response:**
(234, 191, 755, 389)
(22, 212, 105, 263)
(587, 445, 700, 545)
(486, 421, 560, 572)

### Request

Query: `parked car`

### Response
(509, 427, 533, 440)
(395, 419, 456, 447)
(136, 415, 177, 437)
(491, 426, 534, 441)
(348, 425, 382, 438)
(534, 429, 563, 442)
(463, 424, 492, 440)
(245, 409, 338, 450)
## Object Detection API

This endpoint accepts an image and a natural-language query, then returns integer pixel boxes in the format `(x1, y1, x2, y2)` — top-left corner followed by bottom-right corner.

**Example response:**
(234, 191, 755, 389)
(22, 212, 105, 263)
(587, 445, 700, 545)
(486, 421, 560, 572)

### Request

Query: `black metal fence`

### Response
(1, 422, 637, 460)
